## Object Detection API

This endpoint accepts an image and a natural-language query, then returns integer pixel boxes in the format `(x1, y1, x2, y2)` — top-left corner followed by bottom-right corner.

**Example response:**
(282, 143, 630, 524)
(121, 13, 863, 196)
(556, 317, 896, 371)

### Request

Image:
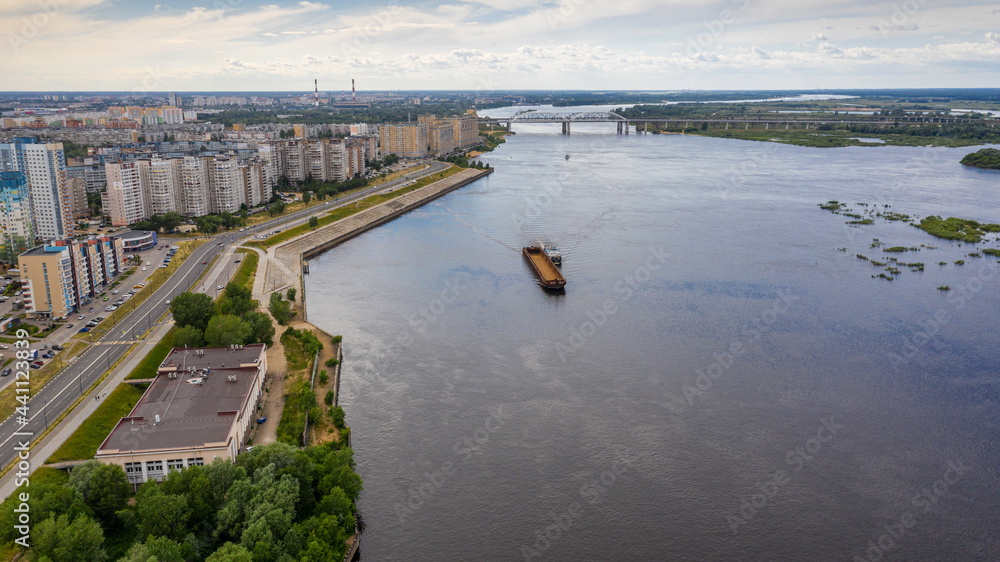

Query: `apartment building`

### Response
(18, 236, 125, 318)
(0, 171, 34, 263)
(0, 138, 74, 240)
(208, 156, 245, 214)
(105, 161, 148, 226)
(380, 122, 429, 159)
(148, 157, 182, 215)
(180, 156, 211, 217)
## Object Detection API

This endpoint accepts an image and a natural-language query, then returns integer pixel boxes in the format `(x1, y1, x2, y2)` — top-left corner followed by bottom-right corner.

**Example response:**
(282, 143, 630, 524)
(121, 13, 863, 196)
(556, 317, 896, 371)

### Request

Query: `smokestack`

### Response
(352, 78, 356, 102)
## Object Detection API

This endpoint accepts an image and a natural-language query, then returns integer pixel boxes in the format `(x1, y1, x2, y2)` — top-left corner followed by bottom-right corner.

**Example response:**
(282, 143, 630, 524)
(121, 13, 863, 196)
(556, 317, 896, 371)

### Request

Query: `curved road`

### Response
(0, 159, 448, 474)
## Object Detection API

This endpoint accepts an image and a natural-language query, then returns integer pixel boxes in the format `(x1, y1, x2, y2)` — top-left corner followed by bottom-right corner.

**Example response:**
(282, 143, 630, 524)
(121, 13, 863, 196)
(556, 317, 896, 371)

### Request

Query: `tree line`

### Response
(0, 442, 362, 561)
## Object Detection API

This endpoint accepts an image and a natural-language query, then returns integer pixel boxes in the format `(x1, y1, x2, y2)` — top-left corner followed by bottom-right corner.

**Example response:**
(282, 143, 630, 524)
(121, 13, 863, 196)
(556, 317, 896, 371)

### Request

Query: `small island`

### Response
(961, 148, 1000, 170)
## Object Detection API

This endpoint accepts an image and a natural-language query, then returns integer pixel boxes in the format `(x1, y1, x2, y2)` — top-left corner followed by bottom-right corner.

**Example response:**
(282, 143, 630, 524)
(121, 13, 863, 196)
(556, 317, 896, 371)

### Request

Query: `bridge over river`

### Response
(478, 110, 991, 134)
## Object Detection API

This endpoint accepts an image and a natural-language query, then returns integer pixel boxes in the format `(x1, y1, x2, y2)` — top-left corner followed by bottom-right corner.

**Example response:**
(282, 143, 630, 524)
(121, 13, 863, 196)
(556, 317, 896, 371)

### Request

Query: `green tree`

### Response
(220, 282, 254, 317)
(29, 513, 107, 562)
(286, 288, 296, 302)
(196, 215, 222, 234)
(160, 211, 184, 233)
(331, 406, 345, 428)
(245, 311, 275, 346)
(267, 201, 286, 217)
(269, 293, 293, 325)
(205, 542, 253, 562)
(119, 536, 185, 562)
(170, 292, 216, 331)
(205, 315, 251, 347)
(84, 464, 131, 527)
(324, 390, 334, 406)
(325, 358, 339, 368)
(302, 191, 312, 204)
(308, 216, 318, 229)
(173, 324, 205, 348)
(122, 484, 189, 541)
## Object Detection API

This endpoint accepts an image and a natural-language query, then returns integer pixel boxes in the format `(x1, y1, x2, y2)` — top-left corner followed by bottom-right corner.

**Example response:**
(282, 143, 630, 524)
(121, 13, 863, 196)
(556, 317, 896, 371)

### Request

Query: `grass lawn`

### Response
(124, 328, 176, 380)
(248, 164, 462, 249)
(46, 383, 146, 463)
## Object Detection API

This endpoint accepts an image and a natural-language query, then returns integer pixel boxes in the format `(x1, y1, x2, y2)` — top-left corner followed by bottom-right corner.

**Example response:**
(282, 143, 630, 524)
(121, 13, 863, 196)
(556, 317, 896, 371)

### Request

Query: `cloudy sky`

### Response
(3, 0, 999, 92)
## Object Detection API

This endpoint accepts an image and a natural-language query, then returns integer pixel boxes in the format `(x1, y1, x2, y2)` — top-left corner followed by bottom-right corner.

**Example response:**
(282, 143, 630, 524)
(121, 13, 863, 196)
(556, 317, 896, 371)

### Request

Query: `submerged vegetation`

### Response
(819, 199, 1000, 287)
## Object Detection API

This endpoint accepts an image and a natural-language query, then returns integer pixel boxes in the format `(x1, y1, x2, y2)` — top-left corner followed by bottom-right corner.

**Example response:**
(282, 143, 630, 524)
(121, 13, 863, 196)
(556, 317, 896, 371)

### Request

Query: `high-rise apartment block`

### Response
(105, 161, 149, 226)
(0, 171, 34, 263)
(0, 138, 74, 240)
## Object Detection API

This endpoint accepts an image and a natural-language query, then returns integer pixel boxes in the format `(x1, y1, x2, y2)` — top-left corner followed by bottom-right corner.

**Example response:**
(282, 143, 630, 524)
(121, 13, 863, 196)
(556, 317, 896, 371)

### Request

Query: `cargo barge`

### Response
(523, 246, 566, 289)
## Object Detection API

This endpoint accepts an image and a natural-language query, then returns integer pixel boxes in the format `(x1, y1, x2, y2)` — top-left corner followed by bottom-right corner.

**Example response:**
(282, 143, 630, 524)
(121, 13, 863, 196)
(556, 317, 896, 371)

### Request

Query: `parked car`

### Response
(217, 285, 224, 290)
(39, 345, 46, 350)
(78, 327, 89, 333)
(52, 344, 64, 351)
(256, 417, 267, 424)
(0, 345, 8, 350)
(112, 289, 119, 294)
(30, 362, 42, 369)
(1, 368, 12, 377)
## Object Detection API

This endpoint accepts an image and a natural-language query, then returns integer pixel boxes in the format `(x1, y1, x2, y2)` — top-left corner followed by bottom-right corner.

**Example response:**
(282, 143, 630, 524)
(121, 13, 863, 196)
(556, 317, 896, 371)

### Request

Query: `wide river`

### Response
(306, 109, 1000, 560)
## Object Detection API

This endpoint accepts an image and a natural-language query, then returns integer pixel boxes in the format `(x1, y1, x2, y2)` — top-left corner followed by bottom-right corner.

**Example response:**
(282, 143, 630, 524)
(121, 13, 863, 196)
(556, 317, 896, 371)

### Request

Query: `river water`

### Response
(305, 115, 1000, 560)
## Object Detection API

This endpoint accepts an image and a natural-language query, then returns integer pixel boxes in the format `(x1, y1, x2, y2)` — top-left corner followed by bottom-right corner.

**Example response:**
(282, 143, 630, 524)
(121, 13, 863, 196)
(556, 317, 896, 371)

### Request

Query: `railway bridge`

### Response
(478, 111, 990, 135)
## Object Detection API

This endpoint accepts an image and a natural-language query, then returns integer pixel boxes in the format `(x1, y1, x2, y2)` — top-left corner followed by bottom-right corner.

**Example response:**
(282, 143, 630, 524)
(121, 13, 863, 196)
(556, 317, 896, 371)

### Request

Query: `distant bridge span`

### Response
(478, 110, 993, 134)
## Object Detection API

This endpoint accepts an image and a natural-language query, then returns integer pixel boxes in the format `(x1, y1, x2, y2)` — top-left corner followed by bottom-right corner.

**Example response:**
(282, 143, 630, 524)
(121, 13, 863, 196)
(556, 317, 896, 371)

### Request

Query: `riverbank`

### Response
(662, 127, 1000, 148)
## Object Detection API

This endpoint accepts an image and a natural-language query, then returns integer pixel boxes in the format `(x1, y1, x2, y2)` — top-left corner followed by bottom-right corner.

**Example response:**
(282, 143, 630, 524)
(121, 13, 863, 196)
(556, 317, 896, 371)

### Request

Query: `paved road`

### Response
(0, 159, 451, 473)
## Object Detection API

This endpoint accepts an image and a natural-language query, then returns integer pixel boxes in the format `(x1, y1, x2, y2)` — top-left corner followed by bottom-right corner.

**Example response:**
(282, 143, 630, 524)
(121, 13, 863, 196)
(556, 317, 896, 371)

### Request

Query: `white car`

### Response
(112, 289, 119, 294)
(78, 315, 85, 320)
(217, 285, 224, 290)
(142, 267, 147, 271)
(145, 262, 151, 266)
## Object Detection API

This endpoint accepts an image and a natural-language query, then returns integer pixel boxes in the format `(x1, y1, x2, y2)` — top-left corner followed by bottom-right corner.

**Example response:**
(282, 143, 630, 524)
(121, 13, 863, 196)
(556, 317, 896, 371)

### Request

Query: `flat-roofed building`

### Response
(18, 244, 76, 319)
(95, 344, 268, 483)
(379, 122, 429, 159)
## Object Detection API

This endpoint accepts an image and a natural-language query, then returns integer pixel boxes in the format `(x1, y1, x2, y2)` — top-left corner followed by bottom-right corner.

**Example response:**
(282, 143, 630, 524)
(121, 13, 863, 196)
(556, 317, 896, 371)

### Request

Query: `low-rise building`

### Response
(95, 344, 268, 483)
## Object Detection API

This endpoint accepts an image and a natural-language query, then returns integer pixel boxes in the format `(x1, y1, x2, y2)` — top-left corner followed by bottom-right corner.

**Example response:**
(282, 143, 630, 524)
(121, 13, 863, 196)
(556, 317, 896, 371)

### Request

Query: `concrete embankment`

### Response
(275, 167, 492, 268)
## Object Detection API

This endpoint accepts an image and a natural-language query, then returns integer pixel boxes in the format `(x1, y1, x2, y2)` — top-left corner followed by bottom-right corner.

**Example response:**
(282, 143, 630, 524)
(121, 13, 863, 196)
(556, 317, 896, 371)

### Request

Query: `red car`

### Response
(202, 261, 207, 264)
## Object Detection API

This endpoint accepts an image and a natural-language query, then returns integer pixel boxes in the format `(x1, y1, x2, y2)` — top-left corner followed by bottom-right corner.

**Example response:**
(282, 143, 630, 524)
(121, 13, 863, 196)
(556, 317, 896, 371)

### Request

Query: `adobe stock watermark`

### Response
(554, 246, 670, 362)
(686, 0, 751, 59)
(727, 416, 844, 533)
(887, 259, 999, 371)
(340, 0, 403, 58)
(873, 0, 929, 39)
(7, 0, 70, 53)
(851, 458, 972, 561)
(520, 450, 641, 560)
(393, 404, 511, 524)
(546, 0, 587, 30)
(665, 288, 798, 410)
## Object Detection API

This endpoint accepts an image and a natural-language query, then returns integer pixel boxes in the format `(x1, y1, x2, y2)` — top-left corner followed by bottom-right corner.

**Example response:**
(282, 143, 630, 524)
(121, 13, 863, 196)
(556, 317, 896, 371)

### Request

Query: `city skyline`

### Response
(2, 0, 999, 91)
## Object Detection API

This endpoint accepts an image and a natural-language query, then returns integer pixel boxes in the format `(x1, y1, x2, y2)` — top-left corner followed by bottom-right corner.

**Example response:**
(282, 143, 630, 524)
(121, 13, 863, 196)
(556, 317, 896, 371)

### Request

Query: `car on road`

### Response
(217, 285, 224, 290)
(166, 299, 171, 305)
(146, 261, 151, 266)
(103, 296, 109, 301)
(66, 324, 73, 329)
(0, 345, 8, 350)
(1, 368, 11, 377)
(78, 315, 85, 320)
(89, 307, 95, 313)
(39, 344, 46, 350)
(112, 289, 119, 294)
(142, 267, 147, 271)
(202, 261, 207, 264)
(235, 259, 241, 263)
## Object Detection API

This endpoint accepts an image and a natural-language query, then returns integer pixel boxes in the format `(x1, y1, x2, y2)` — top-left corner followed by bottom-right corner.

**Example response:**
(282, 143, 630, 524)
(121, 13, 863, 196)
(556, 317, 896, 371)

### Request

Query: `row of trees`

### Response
(170, 284, 275, 348)
(269, 288, 295, 325)
(3, 443, 362, 561)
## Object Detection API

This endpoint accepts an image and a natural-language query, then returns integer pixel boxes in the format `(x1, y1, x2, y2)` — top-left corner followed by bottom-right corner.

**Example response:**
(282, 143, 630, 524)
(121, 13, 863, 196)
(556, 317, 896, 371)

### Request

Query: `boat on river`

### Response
(523, 246, 566, 289)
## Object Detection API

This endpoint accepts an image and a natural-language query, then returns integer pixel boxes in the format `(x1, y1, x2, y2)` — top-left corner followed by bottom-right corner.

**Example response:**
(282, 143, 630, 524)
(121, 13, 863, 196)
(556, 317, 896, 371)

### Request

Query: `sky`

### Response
(2, 0, 999, 92)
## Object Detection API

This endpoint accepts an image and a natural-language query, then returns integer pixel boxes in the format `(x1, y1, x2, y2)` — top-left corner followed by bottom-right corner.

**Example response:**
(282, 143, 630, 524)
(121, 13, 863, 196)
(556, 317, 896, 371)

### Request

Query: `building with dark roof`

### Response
(95, 343, 267, 483)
